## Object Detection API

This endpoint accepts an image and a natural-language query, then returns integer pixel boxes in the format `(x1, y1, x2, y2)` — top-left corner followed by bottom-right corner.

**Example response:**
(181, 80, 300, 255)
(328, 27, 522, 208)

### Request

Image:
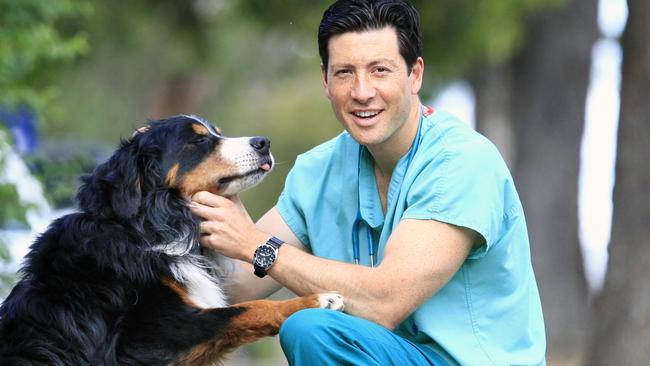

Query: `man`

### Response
(190, 0, 546, 364)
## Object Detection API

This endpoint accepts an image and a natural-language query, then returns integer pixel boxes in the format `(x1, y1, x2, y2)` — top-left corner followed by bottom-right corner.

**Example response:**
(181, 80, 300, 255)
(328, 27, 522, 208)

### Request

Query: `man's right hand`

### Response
(190, 191, 270, 263)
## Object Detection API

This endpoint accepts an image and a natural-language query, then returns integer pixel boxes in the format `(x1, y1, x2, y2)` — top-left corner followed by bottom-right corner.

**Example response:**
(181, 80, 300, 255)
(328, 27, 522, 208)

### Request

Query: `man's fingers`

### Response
(198, 235, 210, 247)
(189, 201, 219, 220)
(199, 221, 218, 235)
(199, 221, 208, 235)
(192, 191, 230, 207)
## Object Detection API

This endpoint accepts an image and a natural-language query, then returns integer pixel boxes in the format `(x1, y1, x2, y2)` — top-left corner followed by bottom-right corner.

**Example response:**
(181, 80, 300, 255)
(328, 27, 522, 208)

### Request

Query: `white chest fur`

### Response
(170, 260, 228, 309)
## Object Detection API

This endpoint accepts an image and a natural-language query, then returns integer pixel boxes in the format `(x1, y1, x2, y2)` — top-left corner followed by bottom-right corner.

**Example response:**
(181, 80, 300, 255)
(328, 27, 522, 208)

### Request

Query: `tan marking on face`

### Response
(166, 163, 180, 186)
(177, 148, 239, 197)
(192, 123, 209, 135)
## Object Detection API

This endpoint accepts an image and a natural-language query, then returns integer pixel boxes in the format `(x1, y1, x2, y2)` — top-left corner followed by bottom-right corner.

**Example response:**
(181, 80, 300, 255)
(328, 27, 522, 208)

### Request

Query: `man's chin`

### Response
(346, 128, 386, 148)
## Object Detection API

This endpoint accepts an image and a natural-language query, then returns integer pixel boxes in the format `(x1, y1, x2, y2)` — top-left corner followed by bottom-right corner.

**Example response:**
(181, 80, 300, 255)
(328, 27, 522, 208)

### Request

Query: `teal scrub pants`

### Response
(279, 309, 449, 365)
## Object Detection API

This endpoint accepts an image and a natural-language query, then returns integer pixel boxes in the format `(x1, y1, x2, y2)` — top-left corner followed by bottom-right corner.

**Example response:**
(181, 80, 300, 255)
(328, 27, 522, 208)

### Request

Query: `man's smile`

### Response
(350, 109, 384, 126)
(352, 110, 382, 118)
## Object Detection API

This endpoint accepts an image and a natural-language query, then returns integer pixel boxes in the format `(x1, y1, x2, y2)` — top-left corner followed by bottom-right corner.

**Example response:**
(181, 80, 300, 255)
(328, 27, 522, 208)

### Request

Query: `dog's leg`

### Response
(177, 293, 344, 366)
(225, 292, 344, 343)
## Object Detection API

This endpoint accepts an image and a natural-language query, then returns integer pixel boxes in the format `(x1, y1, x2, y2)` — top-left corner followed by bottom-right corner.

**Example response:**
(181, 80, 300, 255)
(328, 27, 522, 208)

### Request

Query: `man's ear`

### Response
(321, 63, 332, 100)
(410, 57, 425, 95)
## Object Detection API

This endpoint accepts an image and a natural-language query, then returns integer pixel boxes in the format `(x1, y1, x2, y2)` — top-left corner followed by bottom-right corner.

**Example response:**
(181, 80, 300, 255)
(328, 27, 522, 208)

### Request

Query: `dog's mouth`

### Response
(217, 159, 273, 187)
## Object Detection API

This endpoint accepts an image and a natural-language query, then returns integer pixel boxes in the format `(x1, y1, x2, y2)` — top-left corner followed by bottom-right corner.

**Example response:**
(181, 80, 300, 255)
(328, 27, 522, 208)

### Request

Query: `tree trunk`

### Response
(509, 0, 598, 363)
(147, 71, 212, 119)
(587, 0, 650, 364)
(472, 63, 516, 170)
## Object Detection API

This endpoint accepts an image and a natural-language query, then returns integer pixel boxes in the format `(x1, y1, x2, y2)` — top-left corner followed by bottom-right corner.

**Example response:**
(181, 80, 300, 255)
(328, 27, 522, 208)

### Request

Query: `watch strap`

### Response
(265, 236, 284, 249)
(253, 265, 266, 278)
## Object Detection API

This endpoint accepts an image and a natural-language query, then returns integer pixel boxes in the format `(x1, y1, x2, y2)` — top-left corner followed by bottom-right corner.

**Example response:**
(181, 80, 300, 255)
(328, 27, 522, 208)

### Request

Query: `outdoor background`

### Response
(1, 0, 648, 365)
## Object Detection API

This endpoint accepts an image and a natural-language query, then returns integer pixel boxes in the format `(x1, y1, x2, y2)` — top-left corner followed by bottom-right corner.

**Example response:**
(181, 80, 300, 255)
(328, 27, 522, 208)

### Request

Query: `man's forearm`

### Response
(225, 260, 284, 304)
(224, 235, 396, 327)
(246, 208, 401, 326)
(261, 244, 402, 328)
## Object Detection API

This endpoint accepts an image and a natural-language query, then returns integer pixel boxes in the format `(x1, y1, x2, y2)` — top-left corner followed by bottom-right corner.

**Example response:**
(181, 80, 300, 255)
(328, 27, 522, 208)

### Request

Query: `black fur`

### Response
(0, 116, 249, 365)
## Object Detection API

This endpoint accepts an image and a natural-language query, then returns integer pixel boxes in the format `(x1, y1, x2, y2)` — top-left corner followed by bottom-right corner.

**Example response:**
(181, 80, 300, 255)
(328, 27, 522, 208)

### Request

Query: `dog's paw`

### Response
(317, 293, 344, 311)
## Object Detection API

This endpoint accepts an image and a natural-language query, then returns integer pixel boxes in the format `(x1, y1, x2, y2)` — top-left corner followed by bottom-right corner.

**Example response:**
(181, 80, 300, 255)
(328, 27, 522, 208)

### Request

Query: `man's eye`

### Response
(335, 69, 351, 76)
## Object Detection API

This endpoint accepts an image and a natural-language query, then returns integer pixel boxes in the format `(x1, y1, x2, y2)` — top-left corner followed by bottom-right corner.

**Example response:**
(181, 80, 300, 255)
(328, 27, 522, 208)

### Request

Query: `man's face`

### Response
(322, 26, 423, 150)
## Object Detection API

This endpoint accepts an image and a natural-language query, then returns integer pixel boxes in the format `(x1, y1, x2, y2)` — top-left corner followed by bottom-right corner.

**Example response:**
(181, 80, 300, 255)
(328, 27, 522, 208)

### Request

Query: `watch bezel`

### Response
(253, 244, 278, 269)
(252, 237, 284, 278)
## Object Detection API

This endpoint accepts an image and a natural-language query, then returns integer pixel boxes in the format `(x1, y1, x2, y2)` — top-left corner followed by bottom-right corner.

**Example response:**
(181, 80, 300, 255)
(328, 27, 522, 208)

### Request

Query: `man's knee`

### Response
(279, 308, 346, 350)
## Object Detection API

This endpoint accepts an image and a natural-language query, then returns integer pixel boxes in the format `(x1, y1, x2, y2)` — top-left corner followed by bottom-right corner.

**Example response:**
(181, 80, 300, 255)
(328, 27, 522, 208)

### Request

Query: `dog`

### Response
(0, 115, 344, 365)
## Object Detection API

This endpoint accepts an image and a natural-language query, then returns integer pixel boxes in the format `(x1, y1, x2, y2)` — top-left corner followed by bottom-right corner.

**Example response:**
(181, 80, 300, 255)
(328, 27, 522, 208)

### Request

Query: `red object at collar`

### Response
(423, 105, 434, 117)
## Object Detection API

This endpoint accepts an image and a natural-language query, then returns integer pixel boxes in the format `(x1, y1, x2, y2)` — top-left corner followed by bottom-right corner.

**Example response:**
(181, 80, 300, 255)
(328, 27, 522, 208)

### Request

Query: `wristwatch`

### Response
(253, 236, 284, 278)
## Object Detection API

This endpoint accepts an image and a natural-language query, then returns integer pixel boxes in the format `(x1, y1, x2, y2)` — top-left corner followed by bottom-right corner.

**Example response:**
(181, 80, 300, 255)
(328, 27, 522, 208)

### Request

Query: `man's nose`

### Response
(350, 74, 376, 102)
(249, 136, 270, 155)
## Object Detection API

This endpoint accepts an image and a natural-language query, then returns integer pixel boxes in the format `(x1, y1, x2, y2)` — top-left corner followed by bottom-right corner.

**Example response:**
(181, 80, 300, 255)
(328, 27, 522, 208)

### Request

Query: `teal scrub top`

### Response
(276, 108, 547, 365)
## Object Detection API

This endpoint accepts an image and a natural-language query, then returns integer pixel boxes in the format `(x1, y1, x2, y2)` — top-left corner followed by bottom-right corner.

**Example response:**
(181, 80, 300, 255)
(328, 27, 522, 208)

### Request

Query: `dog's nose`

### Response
(249, 136, 270, 155)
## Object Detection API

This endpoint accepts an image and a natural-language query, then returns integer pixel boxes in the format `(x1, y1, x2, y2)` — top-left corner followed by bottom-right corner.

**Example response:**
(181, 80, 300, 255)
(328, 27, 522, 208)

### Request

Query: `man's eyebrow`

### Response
(368, 58, 400, 68)
(329, 62, 353, 70)
(329, 58, 401, 69)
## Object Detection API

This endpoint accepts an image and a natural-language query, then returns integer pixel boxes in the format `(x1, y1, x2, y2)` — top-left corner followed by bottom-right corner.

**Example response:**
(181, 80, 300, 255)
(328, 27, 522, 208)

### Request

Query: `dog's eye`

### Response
(192, 137, 211, 145)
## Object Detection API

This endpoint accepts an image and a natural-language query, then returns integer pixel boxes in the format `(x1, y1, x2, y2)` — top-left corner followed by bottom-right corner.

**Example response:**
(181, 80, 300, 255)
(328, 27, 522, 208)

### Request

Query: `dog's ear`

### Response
(105, 144, 142, 219)
(78, 140, 143, 219)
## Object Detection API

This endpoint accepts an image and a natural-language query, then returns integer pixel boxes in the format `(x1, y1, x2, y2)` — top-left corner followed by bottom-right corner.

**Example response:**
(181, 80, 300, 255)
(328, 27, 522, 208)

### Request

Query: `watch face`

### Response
(255, 245, 277, 268)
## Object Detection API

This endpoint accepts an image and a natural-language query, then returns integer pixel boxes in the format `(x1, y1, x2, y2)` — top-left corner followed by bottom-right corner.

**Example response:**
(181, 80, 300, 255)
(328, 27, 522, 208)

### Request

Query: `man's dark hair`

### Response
(318, 0, 422, 73)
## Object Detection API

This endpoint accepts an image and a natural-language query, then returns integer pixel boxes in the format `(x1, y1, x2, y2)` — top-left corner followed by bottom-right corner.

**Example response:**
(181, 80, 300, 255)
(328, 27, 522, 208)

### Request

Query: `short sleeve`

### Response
(402, 139, 512, 259)
(276, 134, 352, 252)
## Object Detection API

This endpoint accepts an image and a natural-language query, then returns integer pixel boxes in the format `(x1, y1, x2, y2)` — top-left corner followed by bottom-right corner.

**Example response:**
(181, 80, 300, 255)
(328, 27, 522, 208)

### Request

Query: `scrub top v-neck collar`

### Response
(356, 105, 432, 231)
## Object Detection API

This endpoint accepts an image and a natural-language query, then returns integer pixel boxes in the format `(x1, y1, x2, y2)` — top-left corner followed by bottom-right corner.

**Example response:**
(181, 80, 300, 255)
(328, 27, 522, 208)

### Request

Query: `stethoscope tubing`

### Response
(352, 106, 427, 267)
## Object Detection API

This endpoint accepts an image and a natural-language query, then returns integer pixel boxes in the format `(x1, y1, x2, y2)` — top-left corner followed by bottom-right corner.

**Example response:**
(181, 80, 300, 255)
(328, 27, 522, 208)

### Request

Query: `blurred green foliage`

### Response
(239, 0, 567, 91)
(26, 151, 94, 208)
(0, 129, 30, 296)
(0, 129, 29, 231)
(0, 184, 30, 228)
(0, 0, 90, 113)
(414, 0, 566, 78)
(0, 237, 16, 295)
(0, 0, 88, 295)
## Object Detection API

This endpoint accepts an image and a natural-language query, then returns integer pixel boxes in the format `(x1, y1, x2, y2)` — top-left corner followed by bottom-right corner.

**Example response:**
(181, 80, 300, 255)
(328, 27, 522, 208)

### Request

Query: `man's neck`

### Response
(367, 102, 421, 178)
(367, 102, 421, 213)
